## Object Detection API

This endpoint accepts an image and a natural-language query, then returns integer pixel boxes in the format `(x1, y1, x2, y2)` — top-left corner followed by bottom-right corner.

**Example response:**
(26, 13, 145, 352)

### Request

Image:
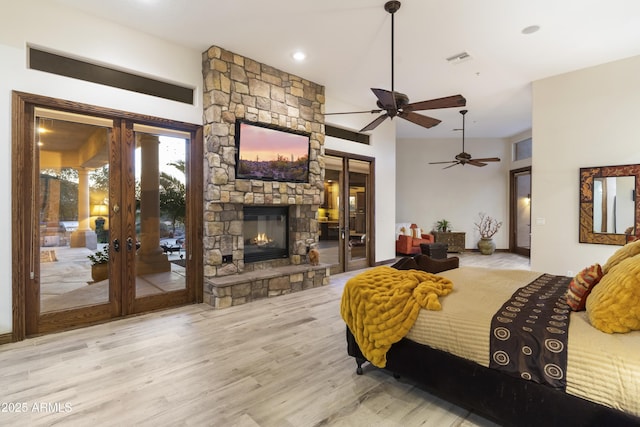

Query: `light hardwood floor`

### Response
(0, 253, 529, 426)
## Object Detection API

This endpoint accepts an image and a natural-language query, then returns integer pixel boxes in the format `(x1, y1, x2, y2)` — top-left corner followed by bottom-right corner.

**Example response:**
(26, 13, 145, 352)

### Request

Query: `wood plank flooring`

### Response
(0, 253, 529, 426)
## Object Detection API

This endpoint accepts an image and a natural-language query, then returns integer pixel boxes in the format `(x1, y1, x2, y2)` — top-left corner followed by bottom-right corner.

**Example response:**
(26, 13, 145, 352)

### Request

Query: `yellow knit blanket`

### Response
(340, 266, 454, 368)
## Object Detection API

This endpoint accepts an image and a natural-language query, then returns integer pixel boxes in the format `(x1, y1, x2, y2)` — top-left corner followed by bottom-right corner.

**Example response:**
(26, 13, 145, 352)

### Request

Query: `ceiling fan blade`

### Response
(371, 88, 397, 110)
(325, 109, 383, 116)
(471, 157, 501, 162)
(443, 162, 461, 169)
(467, 160, 488, 167)
(360, 114, 389, 132)
(429, 160, 457, 165)
(399, 111, 441, 128)
(403, 94, 467, 112)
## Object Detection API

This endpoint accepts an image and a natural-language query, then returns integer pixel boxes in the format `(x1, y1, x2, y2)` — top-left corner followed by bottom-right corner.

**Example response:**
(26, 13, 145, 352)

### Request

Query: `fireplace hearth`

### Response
(243, 206, 289, 263)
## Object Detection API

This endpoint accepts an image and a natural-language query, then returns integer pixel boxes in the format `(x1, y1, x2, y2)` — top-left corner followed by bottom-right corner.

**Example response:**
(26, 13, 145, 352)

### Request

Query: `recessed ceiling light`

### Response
(521, 25, 540, 35)
(292, 51, 306, 62)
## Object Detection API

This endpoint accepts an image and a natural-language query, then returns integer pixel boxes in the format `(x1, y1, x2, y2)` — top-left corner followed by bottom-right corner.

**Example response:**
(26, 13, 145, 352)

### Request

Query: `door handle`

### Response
(127, 237, 134, 251)
(113, 239, 120, 252)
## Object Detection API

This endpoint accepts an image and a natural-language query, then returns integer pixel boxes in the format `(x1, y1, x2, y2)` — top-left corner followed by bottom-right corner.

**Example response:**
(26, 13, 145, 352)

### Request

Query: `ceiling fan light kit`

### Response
(325, 1, 466, 133)
(429, 109, 501, 169)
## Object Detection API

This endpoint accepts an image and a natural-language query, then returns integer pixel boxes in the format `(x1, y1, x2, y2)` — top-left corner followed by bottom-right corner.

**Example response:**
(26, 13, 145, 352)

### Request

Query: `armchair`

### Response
(395, 223, 434, 255)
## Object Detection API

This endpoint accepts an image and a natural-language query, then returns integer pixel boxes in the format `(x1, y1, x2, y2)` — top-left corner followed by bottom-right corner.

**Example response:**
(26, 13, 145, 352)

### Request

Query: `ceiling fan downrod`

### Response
(460, 109, 468, 152)
(385, 1, 401, 94)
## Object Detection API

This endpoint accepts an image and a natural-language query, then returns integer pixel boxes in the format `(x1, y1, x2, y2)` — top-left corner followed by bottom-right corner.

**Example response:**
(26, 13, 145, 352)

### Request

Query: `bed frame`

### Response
(346, 327, 640, 426)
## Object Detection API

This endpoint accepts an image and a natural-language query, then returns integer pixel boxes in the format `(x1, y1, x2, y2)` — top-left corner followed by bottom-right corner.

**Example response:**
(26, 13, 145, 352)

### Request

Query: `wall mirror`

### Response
(580, 164, 640, 245)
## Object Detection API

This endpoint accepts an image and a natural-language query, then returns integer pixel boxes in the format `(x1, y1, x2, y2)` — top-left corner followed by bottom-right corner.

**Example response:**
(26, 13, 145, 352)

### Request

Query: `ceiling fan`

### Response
(325, 1, 466, 132)
(429, 110, 501, 169)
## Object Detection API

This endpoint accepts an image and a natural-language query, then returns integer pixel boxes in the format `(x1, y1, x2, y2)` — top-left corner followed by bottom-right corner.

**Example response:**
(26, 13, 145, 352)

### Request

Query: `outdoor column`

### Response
(70, 167, 97, 249)
(136, 133, 170, 275)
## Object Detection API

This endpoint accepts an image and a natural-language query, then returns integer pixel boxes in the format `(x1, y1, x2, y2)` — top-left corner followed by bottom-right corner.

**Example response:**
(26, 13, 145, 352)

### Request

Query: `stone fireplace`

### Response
(201, 46, 328, 308)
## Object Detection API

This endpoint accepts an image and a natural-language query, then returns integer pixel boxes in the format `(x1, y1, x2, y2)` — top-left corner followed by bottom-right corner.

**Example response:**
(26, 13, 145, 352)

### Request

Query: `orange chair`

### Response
(396, 224, 434, 255)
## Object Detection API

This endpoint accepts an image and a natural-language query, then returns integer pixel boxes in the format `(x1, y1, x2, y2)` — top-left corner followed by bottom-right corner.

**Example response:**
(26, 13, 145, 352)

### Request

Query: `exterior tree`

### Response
(159, 160, 186, 236)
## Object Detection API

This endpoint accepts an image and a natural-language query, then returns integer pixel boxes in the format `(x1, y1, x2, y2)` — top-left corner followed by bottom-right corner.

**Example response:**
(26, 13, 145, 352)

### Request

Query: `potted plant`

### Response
(88, 246, 109, 282)
(435, 219, 452, 233)
(474, 212, 502, 255)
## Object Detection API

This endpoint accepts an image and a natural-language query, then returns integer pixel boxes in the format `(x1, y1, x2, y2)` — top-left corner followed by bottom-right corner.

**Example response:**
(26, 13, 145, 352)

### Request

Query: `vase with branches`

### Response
(474, 213, 502, 254)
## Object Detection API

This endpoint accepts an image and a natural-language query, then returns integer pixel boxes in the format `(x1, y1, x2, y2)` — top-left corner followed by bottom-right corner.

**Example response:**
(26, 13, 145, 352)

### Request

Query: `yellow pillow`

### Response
(586, 254, 640, 333)
(602, 239, 640, 274)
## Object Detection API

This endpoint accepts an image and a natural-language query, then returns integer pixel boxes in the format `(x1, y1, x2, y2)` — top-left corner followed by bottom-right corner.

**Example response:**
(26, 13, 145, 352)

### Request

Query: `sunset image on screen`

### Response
(237, 122, 309, 182)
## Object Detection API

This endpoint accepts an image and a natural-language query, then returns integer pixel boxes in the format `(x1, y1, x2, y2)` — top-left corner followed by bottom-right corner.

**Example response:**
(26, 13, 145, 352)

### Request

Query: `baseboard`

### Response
(375, 258, 397, 266)
(0, 332, 14, 345)
(463, 248, 510, 253)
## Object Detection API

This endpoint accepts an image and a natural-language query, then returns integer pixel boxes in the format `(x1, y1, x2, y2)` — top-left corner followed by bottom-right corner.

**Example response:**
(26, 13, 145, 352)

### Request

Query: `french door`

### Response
(321, 151, 373, 273)
(12, 92, 202, 338)
(510, 167, 532, 257)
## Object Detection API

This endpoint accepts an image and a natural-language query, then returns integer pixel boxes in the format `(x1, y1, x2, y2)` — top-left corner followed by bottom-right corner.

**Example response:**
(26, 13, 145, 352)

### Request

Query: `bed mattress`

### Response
(404, 266, 640, 417)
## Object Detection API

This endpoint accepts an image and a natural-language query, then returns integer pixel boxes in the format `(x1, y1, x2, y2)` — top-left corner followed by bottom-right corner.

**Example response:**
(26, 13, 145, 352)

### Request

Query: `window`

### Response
(514, 137, 532, 161)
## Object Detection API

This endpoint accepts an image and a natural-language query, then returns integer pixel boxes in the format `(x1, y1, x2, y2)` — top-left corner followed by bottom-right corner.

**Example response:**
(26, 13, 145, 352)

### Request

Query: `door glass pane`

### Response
(37, 116, 111, 312)
(319, 155, 341, 268)
(348, 159, 369, 263)
(516, 173, 531, 249)
(133, 131, 187, 297)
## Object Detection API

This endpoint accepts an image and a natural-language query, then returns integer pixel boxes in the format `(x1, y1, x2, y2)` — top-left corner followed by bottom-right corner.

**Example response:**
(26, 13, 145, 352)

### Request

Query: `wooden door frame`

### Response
(509, 166, 532, 257)
(325, 149, 375, 272)
(11, 91, 203, 341)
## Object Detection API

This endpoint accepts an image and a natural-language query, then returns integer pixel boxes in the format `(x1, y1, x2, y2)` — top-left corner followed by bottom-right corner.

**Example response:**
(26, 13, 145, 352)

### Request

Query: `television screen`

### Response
(235, 120, 310, 182)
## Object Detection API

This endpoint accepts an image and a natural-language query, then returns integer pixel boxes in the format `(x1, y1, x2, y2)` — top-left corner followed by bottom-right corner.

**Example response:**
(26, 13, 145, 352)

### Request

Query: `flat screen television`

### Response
(235, 119, 311, 183)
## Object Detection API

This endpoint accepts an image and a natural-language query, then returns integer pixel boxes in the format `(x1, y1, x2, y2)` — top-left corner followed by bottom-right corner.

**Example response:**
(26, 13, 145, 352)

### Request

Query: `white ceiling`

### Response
(51, 0, 640, 139)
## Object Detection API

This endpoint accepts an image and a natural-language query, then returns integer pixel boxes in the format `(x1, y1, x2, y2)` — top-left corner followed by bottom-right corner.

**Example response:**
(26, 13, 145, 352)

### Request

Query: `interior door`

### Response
(319, 154, 372, 273)
(510, 167, 531, 257)
(19, 97, 200, 337)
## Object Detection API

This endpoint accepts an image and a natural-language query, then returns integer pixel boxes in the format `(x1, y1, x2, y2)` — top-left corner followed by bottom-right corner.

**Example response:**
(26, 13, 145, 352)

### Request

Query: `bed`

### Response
(343, 265, 640, 426)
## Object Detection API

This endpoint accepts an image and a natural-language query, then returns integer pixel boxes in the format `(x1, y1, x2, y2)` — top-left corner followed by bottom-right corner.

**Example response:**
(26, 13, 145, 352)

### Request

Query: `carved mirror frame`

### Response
(579, 164, 640, 245)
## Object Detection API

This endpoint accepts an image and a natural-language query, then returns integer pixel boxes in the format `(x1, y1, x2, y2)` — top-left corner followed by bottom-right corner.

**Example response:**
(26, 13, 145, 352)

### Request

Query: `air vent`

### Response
(446, 51, 472, 64)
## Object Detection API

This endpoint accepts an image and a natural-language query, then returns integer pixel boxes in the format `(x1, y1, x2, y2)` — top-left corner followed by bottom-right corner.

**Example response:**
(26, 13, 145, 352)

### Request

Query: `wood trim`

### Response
(110, 120, 124, 317)
(190, 126, 204, 303)
(11, 92, 30, 341)
(0, 333, 13, 345)
(12, 91, 201, 132)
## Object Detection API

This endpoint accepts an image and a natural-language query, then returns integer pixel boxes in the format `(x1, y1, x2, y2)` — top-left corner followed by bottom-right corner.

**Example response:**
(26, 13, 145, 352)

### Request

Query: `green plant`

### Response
(474, 212, 503, 238)
(88, 246, 109, 265)
(435, 219, 452, 232)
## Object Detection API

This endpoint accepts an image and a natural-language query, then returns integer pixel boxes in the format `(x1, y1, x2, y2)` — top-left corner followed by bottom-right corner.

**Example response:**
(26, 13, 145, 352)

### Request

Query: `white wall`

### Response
(396, 136, 511, 250)
(324, 92, 397, 263)
(531, 54, 640, 275)
(0, 1, 202, 333)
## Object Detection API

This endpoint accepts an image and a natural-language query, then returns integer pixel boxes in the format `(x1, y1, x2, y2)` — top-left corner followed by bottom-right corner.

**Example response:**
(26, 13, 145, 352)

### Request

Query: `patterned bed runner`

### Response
(489, 273, 572, 390)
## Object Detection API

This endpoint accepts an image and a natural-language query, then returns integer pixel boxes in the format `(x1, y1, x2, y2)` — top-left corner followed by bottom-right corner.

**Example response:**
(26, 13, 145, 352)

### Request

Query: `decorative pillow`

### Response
(411, 226, 422, 239)
(586, 254, 640, 333)
(566, 263, 603, 311)
(602, 239, 640, 274)
(395, 223, 412, 238)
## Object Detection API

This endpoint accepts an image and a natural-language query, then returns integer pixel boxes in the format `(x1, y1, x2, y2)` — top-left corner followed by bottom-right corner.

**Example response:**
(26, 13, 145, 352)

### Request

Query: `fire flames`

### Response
(252, 233, 272, 246)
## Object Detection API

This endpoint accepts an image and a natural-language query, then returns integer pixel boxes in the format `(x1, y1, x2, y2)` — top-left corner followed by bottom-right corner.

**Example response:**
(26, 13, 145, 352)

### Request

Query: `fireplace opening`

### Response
(243, 206, 289, 263)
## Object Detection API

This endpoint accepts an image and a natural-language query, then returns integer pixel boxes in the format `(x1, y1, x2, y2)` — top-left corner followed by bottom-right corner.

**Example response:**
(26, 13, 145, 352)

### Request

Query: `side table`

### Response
(433, 232, 466, 253)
